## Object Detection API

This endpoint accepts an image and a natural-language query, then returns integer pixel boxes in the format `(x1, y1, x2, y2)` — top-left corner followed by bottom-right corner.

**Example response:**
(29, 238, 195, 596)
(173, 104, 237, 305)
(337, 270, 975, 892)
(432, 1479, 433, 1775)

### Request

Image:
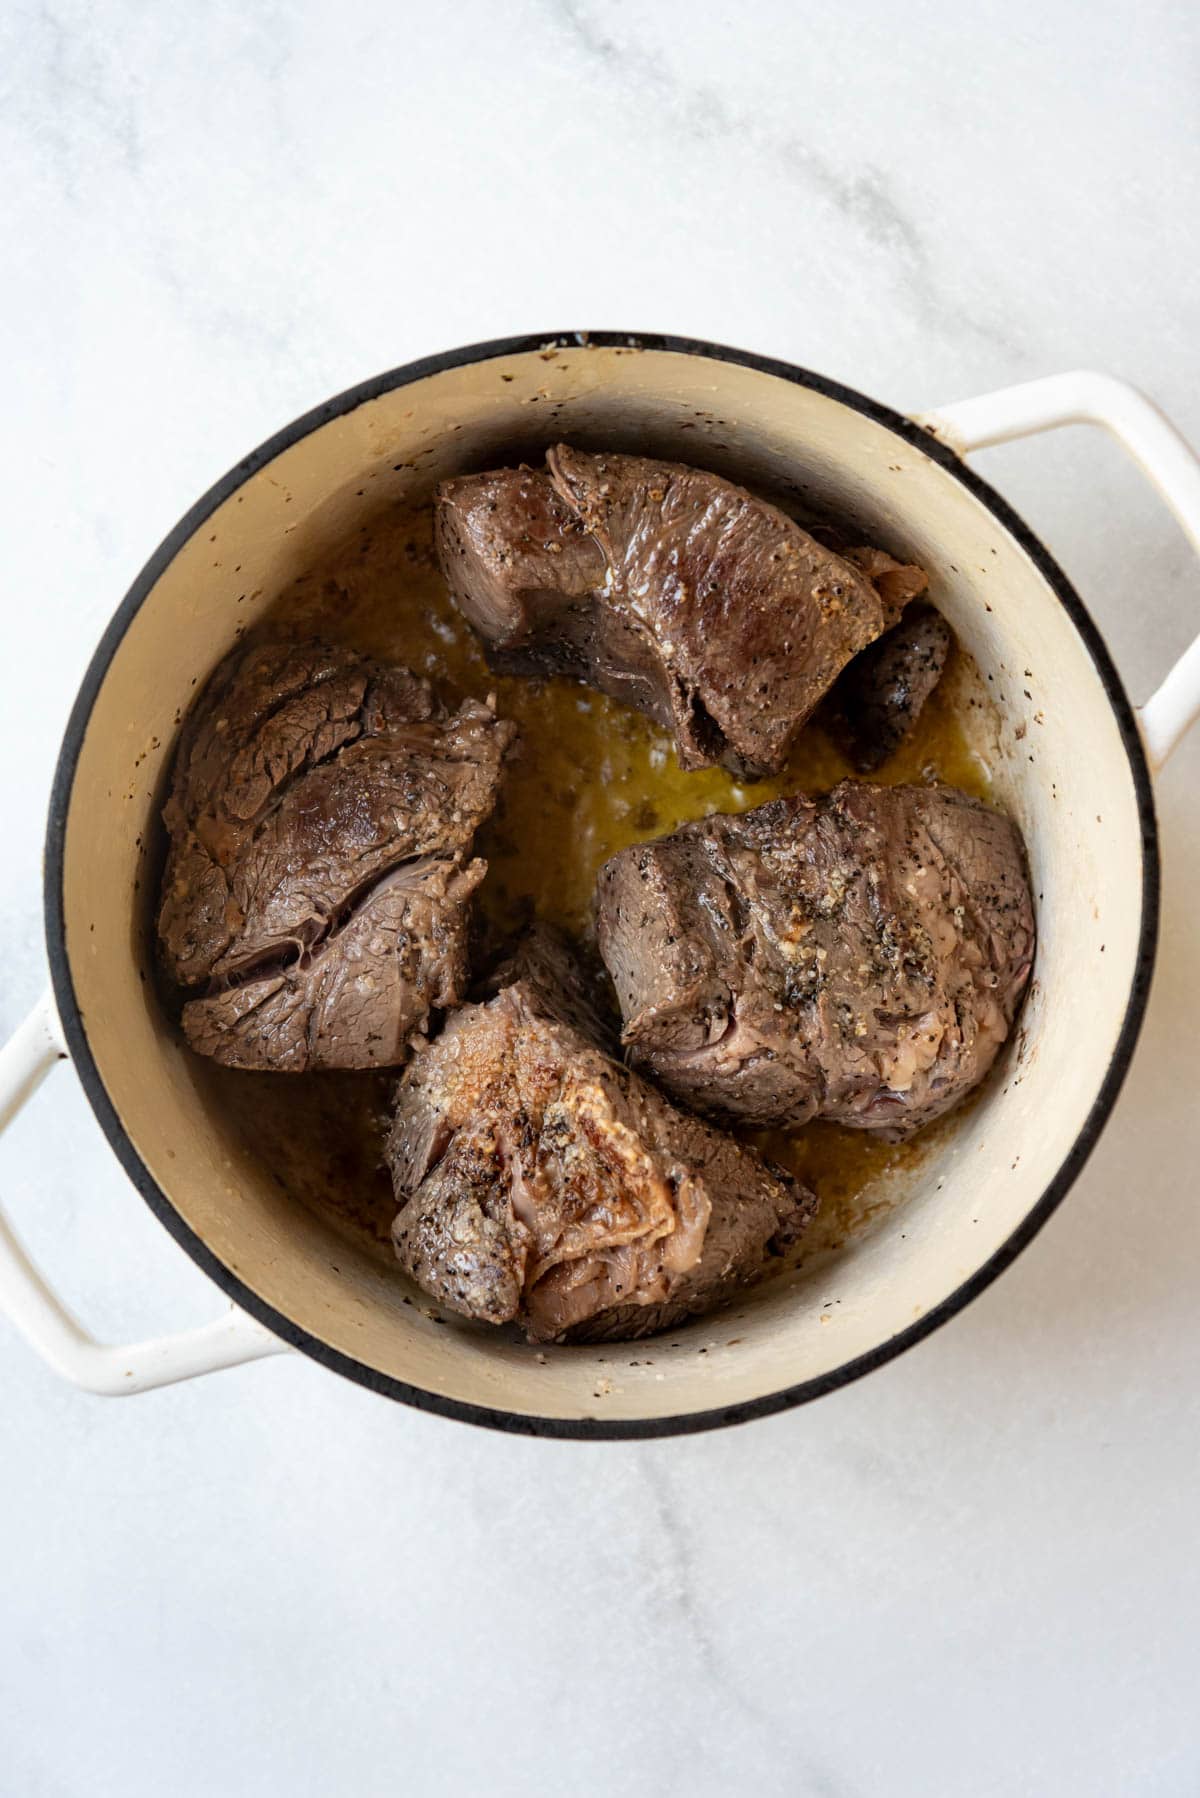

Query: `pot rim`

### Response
(42, 330, 1161, 1439)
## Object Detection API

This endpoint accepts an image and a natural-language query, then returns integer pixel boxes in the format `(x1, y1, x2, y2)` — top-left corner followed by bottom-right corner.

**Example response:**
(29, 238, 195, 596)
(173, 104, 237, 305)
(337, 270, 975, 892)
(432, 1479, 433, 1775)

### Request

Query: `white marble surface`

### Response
(2, 3, 1199, 1793)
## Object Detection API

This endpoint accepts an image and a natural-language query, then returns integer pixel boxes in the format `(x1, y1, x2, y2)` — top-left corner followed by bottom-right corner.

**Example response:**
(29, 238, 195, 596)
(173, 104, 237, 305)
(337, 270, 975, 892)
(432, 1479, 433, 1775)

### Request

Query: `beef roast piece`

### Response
(841, 545, 930, 615)
(386, 926, 815, 1343)
(158, 639, 516, 1072)
(595, 782, 1034, 1139)
(824, 602, 952, 772)
(437, 446, 927, 778)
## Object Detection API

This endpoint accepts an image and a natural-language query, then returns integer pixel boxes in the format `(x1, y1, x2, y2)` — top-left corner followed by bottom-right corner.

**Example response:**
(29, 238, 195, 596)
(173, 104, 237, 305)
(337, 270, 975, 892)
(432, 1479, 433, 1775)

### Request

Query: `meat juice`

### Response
(203, 496, 996, 1267)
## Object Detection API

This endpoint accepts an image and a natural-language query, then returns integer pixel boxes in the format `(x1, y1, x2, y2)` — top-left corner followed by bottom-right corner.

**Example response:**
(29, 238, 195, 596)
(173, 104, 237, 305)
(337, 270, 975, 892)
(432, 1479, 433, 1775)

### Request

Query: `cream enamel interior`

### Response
(58, 344, 1146, 1425)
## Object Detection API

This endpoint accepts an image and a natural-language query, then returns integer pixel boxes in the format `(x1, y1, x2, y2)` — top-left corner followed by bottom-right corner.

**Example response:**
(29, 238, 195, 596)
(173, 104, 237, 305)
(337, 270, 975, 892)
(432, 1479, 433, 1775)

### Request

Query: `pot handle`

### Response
(0, 992, 288, 1394)
(916, 370, 1200, 770)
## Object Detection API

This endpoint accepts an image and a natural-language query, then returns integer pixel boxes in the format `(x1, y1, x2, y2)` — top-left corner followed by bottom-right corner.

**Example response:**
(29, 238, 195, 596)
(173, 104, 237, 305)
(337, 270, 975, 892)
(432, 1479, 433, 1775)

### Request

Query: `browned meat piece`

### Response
(843, 545, 931, 614)
(180, 858, 484, 1073)
(595, 782, 1034, 1139)
(157, 640, 516, 1071)
(386, 927, 814, 1342)
(824, 603, 953, 772)
(437, 446, 926, 778)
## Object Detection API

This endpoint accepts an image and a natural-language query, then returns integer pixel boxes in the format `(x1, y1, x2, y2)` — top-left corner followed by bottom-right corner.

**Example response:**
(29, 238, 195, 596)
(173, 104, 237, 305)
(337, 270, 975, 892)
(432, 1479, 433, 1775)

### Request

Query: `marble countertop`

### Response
(2, 3, 1199, 1793)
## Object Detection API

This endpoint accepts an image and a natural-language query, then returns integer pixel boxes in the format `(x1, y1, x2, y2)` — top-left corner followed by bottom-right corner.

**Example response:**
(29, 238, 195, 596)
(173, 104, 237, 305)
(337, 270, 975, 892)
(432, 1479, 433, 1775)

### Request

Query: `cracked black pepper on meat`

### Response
(159, 445, 1031, 1344)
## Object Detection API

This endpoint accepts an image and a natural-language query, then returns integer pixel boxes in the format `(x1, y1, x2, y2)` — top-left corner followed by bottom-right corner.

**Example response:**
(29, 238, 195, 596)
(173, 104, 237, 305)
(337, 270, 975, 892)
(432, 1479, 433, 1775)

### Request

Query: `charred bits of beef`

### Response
(436, 445, 927, 778)
(595, 782, 1034, 1139)
(157, 639, 516, 1072)
(386, 926, 815, 1343)
(823, 601, 952, 772)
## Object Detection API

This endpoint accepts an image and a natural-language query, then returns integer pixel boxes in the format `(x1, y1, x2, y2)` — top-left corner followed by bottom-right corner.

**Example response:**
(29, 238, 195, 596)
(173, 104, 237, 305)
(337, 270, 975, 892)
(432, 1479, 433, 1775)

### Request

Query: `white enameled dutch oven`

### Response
(2, 335, 1198, 1438)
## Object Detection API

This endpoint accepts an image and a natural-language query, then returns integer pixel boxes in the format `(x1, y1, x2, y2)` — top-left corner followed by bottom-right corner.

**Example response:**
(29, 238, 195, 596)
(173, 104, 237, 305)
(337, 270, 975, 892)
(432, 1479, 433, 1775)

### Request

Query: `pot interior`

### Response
(54, 341, 1150, 1428)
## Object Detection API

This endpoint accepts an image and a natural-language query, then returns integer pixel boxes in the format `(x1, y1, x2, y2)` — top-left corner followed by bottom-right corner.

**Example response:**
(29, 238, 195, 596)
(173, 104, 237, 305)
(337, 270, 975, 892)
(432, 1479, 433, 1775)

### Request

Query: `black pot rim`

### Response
(43, 330, 1161, 1440)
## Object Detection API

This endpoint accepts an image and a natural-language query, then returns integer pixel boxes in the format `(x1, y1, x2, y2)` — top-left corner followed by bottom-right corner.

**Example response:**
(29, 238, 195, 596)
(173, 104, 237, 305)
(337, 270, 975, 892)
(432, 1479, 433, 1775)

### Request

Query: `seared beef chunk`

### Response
(825, 603, 952, 772)
(596, 782, 1034, 1139)
(158, 640, 515, 1072)
(437, 446, 926, 778)
(841, 545, 930, 615)
(386, 927, 814, 1342)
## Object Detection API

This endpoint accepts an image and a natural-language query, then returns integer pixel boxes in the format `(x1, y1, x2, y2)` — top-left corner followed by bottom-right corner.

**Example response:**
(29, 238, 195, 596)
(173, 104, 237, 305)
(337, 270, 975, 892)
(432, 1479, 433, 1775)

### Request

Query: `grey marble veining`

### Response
(551, 0, 1020, 354)
(2, 2, 1199, 1793)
